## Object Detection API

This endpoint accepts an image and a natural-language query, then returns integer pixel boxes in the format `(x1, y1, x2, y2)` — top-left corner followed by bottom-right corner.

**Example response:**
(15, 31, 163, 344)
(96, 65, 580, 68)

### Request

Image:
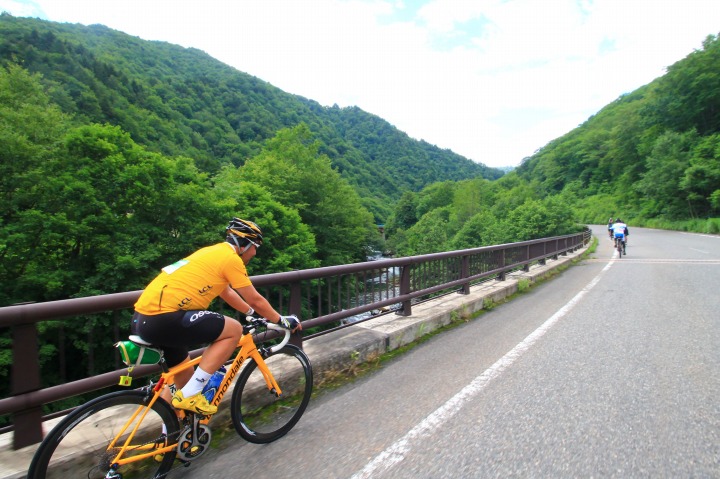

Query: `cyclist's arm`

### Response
(232, 284, 284, 326)
(219, 285, 254, 315)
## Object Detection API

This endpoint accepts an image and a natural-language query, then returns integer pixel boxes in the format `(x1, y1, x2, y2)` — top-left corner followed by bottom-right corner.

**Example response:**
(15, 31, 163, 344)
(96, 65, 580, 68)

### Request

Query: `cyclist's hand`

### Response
(278, 314, 302, 332)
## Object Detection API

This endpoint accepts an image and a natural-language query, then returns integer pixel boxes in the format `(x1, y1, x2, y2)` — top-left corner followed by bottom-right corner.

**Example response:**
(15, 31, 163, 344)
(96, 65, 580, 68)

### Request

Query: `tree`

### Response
(212, 167, 319, 274)
(648, 34, 720, 135)
(0, 65, 71, 307)
(385, 191, 418, 234)
(0, 64, 69, 227)
(240, 124, 377, 265)
(450, 211, 498, 249)
(502, 197, 577, 243)
(2, 121, 228, 306)
(397, 207, 451, 256)
(634, 130, 696, 218)
(415, 181, 456, 218)
(680, 133, 720, 217)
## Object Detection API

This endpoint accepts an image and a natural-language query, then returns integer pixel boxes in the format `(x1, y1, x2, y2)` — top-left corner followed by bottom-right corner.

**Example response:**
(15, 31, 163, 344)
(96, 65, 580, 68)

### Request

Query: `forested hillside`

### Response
(382, 33, 720, 256)
(514, 33, 720, 227)
(0, 14, 502, 221)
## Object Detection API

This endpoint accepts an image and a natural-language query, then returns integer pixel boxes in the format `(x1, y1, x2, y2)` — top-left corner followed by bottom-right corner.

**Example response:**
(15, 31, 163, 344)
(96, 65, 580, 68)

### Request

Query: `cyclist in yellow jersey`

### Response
(132, 218, 301, 415)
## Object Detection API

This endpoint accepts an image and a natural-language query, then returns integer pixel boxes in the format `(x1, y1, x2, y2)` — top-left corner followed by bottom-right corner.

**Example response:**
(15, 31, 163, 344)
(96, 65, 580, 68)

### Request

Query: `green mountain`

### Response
(0, 14, 503, 221)
(513, 33, 720, 226)
(382, 32, 720, 257)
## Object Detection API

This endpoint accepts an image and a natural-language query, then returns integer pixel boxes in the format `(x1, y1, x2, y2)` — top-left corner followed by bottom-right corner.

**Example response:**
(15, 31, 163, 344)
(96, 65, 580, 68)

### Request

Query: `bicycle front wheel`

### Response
(231, 344, 313, 444)
(27, 390, 179, 479)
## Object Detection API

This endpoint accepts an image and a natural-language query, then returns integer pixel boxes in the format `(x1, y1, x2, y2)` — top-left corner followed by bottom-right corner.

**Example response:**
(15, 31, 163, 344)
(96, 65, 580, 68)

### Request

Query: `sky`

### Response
(2, 0, 719, 168)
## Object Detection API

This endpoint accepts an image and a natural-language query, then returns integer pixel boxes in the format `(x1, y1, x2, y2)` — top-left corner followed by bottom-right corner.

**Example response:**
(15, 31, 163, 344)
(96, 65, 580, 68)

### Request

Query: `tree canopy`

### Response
(0, 13, 503, 223)
(512, 33, 720, 225)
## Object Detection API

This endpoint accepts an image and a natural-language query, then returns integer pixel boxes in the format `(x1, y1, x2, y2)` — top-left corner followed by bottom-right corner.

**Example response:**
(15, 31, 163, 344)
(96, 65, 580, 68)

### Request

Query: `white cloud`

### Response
(2, 0, 719, 167)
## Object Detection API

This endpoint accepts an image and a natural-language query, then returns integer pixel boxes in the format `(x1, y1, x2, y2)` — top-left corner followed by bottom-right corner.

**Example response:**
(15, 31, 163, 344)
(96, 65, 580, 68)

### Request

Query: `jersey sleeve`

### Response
(224, 254, 253, 289)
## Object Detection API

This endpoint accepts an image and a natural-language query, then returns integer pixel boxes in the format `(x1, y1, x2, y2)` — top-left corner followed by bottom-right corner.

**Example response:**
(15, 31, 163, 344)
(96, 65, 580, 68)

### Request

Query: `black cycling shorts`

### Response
(131, 310, 225, 367)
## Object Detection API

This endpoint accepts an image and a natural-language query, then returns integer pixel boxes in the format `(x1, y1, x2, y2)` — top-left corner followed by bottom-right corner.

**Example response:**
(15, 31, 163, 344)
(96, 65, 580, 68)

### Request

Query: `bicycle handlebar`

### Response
(244, 317, 292, 354)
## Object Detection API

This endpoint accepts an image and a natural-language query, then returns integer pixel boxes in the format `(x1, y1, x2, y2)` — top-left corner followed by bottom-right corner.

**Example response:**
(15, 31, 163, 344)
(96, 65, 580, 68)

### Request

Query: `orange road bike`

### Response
(27, 317, 313, 478)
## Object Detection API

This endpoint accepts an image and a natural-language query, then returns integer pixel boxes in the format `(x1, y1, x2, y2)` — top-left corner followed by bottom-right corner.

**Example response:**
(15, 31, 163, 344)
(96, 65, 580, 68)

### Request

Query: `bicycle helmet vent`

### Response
(226, 218, 263, 249)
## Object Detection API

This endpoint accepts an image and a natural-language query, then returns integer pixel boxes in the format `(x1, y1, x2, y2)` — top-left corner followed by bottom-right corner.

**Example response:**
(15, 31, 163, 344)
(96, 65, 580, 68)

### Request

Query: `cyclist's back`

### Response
(612, 219, 628, 242)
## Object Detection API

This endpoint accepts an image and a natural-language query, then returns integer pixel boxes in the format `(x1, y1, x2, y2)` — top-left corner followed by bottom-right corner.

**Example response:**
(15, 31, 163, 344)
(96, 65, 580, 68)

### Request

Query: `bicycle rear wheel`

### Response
(27, 390, 179, 479)
(231, 344, 313, 444)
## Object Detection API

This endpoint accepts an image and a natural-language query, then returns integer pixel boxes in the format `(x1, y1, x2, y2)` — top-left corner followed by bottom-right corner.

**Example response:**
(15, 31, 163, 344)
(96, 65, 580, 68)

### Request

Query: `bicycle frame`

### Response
(108, 320, 290, 467)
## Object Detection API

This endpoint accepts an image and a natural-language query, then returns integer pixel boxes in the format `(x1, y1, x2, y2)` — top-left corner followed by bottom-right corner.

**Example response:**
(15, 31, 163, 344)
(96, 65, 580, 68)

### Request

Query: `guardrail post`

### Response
(496, 250, 506, 281)
(460, 255, 470, 295)
(397, 265, 412, 316)
(11, 323, 43, 449)
(289, 281, 303, 348)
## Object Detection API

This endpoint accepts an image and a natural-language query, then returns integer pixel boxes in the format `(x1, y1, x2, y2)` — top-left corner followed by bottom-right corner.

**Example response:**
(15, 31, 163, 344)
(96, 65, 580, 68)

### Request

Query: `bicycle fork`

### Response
(255, 350, 283, 397)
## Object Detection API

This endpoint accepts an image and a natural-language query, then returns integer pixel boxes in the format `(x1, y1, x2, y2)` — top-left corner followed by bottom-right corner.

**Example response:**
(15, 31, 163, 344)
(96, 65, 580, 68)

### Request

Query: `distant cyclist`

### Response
(612, 218, 629, 253)
(607, 217, 614, 239)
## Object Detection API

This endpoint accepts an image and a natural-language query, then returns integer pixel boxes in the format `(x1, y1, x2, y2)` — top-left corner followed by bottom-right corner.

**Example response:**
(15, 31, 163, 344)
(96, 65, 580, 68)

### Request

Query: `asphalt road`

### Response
(178, 226, 720, 478)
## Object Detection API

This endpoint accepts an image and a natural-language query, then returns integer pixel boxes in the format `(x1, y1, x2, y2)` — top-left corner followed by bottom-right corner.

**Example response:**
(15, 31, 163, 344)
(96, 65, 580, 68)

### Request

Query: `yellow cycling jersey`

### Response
(134, 242, 252, 315)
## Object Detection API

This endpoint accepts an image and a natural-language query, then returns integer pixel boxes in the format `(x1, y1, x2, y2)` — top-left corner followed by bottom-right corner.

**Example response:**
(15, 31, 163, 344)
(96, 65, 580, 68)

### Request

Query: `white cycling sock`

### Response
(181, 367, 212, 397)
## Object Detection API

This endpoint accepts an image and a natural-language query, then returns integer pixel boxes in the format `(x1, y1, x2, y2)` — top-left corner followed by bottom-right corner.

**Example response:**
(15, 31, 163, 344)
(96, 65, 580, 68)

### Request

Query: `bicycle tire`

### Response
(231, 344, 313, 444)
(27, 390, 179, 479)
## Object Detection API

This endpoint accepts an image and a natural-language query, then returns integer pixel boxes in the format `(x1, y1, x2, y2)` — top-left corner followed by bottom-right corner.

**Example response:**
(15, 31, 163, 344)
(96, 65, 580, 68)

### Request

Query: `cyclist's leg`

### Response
(169, 316, 243, 414)
(161, 311, 228, 414)
(133, 310, 227, 413)
(198, 315, 242, 374)
(161, 356, 193, 405)
(132, 312, 192, 403)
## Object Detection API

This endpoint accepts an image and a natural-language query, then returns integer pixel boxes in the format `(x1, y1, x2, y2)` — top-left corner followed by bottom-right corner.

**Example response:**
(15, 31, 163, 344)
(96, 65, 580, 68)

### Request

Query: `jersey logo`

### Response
(162, 259, 189, 274)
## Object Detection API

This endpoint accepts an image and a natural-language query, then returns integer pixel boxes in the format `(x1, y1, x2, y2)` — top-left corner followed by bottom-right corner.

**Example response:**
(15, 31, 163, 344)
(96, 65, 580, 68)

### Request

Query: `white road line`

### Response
(350, 259, 615, 479)
(681, 232, 720, 239)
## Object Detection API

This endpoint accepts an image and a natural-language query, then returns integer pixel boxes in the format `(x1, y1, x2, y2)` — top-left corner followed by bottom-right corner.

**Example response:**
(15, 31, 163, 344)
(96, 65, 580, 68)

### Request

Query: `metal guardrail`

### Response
(0, 231, 589, 449)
